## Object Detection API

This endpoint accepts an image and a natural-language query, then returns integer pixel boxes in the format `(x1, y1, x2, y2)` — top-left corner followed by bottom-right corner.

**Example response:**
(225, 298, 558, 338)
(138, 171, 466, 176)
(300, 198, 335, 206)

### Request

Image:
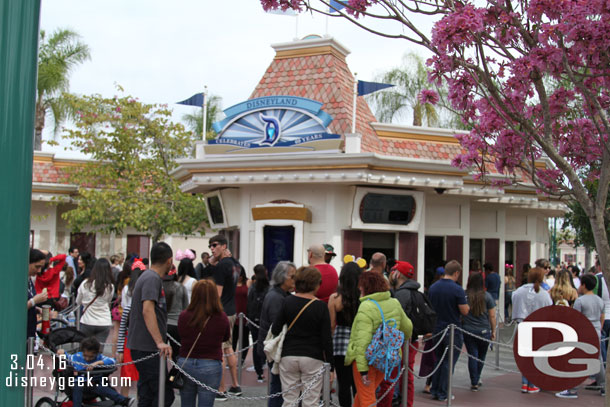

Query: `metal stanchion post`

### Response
(25, 337, 35, 407)
(401, 339, 410, 407)
(322, 362, 331, 407)
(237, 312, 244, 385)
(75, 305, 81, 331)
(447, 324, 455, 407)
(158, 354, 166, 407)
(495, 311, 500, 370)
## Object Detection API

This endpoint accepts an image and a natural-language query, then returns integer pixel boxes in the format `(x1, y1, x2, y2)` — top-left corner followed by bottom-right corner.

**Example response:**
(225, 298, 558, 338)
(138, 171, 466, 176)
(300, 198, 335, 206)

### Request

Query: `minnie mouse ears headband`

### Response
(505, 263, 514, 269)
(344, 254, 367, 269)
(132, 258, 146, 271)
(175, 249, 195, 261)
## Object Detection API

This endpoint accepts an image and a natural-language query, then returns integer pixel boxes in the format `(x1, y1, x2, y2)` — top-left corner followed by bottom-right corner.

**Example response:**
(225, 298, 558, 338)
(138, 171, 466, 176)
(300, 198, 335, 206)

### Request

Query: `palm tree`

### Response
(35, 29, 90, 150)
(182, 94, 223, 140)
(369, 52, 439, 127)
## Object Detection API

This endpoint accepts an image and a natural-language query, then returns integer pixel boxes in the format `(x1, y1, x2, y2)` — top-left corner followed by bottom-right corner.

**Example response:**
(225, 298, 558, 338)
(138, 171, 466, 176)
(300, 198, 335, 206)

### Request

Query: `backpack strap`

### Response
(367, 298, 386, 326)
(597, 275, 603, 299)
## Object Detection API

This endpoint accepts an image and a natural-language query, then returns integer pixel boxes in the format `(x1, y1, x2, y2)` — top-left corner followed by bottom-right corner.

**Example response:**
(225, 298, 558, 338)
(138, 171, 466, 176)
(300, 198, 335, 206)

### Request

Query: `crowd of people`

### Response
(27, 239, 609, 406)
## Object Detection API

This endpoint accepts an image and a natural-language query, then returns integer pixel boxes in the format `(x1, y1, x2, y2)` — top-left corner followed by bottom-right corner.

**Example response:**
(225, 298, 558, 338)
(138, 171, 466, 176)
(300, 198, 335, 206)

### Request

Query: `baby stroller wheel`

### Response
(34, 397, 57, 407)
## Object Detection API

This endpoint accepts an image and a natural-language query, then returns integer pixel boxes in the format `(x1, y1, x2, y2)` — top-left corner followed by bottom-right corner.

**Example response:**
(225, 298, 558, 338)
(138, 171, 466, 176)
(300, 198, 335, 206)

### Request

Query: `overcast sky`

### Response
(40, 0, 436, 155)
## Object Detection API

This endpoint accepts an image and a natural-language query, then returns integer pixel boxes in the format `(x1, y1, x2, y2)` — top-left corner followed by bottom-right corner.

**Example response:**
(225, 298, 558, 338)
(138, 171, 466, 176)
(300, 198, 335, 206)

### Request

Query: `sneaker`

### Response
(585, 381, 601, 390)
(122, 398, 136, 407)
(215, 392, 228, 401)
(555, 390, 578, 399)
(227, 386, 242, 396)
(246, 365, 256, 372)
(257, 374, 264, 383)
(601, 389, 606, 397)
(527, 386, 540, 394)
(436, 395, 455, 401)
(521, 385, 528, 393)
(470, 385, 479, 392)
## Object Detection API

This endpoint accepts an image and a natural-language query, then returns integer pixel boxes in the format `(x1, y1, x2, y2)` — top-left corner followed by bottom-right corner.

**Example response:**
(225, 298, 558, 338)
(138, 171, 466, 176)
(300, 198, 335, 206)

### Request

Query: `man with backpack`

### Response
(390, 261, 436, 407)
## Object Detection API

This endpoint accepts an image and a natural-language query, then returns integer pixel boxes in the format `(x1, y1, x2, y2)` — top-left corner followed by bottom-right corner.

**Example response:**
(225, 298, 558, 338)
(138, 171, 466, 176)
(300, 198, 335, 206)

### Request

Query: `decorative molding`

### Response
(252, 206, 312, 222)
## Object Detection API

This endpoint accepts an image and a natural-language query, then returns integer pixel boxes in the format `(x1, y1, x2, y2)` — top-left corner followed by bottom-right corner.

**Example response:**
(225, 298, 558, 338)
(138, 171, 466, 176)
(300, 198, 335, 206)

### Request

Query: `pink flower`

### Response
(418, 89, 439, 105)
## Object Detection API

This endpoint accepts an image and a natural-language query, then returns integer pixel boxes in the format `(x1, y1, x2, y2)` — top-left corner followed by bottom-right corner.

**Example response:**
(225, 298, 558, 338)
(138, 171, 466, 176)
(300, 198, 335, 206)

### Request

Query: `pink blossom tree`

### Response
(261, 1, 610, 290)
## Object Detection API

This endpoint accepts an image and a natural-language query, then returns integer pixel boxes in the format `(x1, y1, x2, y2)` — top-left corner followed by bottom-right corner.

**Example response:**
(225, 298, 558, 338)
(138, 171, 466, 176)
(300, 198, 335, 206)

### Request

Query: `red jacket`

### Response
(35, 254, 67, 298)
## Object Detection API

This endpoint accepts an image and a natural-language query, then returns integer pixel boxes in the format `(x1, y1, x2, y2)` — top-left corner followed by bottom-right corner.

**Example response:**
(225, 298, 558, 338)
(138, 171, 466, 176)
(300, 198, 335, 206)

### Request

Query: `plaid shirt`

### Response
(333, 325, 351, 356)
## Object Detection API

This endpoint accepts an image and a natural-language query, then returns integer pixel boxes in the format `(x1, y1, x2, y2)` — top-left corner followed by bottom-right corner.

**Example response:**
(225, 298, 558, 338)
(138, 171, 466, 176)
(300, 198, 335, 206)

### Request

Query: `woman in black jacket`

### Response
(247, 264, 269, 382)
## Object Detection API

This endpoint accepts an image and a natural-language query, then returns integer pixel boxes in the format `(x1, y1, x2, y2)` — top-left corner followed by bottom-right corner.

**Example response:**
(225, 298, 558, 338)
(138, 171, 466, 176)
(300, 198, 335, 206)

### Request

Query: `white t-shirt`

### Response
(183, 276, 196, 303)
(511, 283, 553, 322)
(77, 280, 114, 326)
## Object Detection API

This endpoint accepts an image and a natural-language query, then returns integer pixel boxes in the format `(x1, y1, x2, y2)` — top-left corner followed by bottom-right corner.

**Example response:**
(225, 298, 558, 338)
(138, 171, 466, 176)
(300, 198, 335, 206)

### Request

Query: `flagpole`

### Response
(202, 85, 208, 140)
(352, 73, 357, 134)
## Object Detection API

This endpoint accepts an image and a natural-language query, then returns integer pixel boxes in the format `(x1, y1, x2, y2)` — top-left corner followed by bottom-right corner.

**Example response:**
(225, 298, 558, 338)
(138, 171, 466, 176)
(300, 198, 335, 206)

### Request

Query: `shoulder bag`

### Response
(264, 297, 316, 374)
(169, 316, 210, 389)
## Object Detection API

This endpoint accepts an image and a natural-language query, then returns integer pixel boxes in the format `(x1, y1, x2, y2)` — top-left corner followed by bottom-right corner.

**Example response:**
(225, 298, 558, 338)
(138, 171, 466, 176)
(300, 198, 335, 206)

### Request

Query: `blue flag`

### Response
(357, 80, 394, 96)
(329, 0, 346, 12)
(177, 93, 205, 107)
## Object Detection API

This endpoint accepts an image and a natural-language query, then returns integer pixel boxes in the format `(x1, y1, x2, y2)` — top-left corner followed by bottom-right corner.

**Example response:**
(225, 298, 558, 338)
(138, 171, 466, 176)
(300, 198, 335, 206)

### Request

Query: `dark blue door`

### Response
(263, 226, 295, 274)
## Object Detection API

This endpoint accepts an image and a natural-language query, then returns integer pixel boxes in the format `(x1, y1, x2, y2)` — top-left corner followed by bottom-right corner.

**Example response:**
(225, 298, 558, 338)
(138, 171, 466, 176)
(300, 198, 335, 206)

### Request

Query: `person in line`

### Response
(35, 252, 67, 307)
(534, 258, 552, 290)
(462, 273, 496, 392)
(110, 253, 124, 282)
(257, 261, 296, 407)
(163, 267, 189, 361)
(512, 267, 552, 393)
(73, 251, 95, 292)
(328, 262, 362, 407)
(176, 249, 198, 303)
(556, 273, 605, 398)
(345, 271, 413, 407)
(127, 242, 175, 407)
(307, 244, 338, 303)
(194, 251, 211, 280)
(271, 266, 333, 407)
(207, 235, 241, 398)
(323, 243, 337, 265)
(76, 258, 115, 343)
(569, 265, 581, 290)
(549, 269, 578, 306)
(428, 260, 469, 402)
(520, 263, 531, 286)
(389, 261, 420, 407)
(484, 263, 501, 304)
(232, 266, 251, 367)
(178, 279, 230, 407)
(28, 249, 48, 339)
(66, 246, 79, 275)
(504, 264, 516, 322)
(247, 264, 270, 382)
(368, 253, 387, 275)
(58, 336, 135, 407)
(589, 259, 610, 389)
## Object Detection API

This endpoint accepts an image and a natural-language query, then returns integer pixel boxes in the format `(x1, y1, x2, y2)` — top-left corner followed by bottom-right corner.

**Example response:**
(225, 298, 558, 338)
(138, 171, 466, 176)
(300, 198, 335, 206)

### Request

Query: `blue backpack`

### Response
(364, 299, 404, 382)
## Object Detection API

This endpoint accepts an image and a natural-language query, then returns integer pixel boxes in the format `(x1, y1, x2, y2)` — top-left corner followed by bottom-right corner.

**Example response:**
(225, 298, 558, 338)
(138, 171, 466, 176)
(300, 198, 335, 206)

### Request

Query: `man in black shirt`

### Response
(208, 234, 241, 398)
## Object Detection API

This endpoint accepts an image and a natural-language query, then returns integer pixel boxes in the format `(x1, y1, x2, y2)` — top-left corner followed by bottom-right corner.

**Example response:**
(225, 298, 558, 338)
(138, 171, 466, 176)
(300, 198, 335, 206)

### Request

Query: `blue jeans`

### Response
(463, 330, 490, 386)
(178, 358, 222, 407)
(268, 361, 283, 407)
(431, 328, 463, 400)
(72, 374, 128, 407)
(601, 320, 610, 363)
(131, 349, 175, 407)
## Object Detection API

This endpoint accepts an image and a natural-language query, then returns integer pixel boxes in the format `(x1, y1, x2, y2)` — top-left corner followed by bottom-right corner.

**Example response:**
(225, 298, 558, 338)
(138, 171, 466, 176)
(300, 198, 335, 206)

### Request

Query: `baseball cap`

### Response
(323, 244, 336, 257)
(392, 261, 414, 279)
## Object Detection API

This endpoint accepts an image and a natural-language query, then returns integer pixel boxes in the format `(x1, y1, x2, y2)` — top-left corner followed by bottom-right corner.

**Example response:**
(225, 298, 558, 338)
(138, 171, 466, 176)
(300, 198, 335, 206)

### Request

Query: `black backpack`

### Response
(247, 285, 269, 323)
(404, 288, 437, 337)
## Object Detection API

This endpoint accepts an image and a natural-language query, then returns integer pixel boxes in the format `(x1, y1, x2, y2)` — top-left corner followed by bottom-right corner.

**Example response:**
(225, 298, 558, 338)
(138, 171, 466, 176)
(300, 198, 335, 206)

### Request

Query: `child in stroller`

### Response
(35, 328, 135, 407)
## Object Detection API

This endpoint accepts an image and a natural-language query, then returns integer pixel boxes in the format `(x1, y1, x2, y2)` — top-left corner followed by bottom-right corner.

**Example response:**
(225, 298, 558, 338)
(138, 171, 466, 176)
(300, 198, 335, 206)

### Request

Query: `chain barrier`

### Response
(453, 326, 514, 349)
(419, 326, 450, 343)
(166, 358, 324, 402)
(166, 332, 258, 357)
(407, 346, 449, 379)
(409, 328, 449, 354)
(39, 345, 159, 368)
(452, 345, 522, 375)
(243, 315, 260, 329)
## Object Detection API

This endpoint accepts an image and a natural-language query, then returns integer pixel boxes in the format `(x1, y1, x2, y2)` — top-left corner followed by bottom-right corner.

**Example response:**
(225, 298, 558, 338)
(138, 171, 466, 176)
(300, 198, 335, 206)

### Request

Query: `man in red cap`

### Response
(389, 261, 420, 407)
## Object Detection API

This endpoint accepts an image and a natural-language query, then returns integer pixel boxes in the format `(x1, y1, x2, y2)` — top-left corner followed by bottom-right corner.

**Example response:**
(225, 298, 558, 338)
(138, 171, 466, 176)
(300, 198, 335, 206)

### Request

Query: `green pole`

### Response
(0, 1, 41, 406)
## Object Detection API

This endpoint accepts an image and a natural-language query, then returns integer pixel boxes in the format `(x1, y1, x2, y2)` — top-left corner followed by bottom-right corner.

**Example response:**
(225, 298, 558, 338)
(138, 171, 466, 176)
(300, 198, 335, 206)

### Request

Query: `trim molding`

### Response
(252, 206, 312, 222)
(274, 45, 346, 61)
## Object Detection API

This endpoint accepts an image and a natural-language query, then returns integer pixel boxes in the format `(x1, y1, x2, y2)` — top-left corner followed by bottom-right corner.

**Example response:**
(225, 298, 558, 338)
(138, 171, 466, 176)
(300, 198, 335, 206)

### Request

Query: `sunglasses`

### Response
(208, 243, 220, 249)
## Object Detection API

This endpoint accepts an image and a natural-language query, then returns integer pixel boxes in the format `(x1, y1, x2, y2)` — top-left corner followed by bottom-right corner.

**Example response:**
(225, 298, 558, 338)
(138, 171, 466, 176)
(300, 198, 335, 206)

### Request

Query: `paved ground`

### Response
(31, 323, 604, 406)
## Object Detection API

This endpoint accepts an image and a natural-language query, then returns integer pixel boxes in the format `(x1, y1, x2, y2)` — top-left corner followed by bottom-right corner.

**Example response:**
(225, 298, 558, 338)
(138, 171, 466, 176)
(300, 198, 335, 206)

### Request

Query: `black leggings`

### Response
(232, 322, 250, 365)
(334, 355, 356, 407)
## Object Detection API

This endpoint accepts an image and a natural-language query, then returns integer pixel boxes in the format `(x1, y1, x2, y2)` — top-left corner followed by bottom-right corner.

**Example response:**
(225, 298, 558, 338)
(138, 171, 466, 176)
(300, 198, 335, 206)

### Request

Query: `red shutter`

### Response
(398, 232, 418, 280)
(446, 236, 463, 267)
(515, 241, 531, 287)
(70, 233, 96, 257)
(484, 238, 500, 274)
(127, 235, 150, 258)
(342, 230, 363, 259)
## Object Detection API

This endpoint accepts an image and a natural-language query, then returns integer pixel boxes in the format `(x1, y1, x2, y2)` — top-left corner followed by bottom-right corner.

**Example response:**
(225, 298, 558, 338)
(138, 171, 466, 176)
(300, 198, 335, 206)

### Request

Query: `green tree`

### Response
(563, 180, 610, 251)
(182, 94, 223, 140)
(35, 29, 90, 151)
(61, 92, 207, 242)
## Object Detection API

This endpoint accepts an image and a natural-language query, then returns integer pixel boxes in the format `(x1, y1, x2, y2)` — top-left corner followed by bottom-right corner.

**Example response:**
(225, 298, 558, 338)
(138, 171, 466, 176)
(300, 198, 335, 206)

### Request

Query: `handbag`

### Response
(264, 297, 316, 374)
(169, 317, 210, 389)
(111, 296, 121, 322)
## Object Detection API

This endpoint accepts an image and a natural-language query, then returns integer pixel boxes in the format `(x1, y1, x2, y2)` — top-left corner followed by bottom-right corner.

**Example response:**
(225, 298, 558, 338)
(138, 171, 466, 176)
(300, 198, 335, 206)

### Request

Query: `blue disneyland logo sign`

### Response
(210, 96, 340, 149)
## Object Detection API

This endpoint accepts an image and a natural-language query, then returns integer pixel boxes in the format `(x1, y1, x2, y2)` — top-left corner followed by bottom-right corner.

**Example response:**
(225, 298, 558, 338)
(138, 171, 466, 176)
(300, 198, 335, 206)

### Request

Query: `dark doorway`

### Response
(70, 232, 96, 257)
(424, 236, 444, 290)
(263, 226, 294, 274)
(362, 232, 395, 267)
(127, 235, 150, 259)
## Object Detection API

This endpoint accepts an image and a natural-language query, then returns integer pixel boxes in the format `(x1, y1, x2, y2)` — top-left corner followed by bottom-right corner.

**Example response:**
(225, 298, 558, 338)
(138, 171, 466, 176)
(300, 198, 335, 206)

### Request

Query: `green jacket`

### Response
(344, 291, 413, 372)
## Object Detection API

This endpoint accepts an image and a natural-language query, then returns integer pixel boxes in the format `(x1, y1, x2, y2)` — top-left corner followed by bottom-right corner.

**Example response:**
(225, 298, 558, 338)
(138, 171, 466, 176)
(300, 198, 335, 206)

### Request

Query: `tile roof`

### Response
(32, 161, 66, 184)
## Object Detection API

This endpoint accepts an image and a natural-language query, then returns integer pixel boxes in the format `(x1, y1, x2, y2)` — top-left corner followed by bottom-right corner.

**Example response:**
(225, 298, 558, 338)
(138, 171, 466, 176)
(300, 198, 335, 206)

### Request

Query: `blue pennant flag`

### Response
(329, 0, 346, 12)
(357, 80, 394, 96)
(177, 92, 205, 107)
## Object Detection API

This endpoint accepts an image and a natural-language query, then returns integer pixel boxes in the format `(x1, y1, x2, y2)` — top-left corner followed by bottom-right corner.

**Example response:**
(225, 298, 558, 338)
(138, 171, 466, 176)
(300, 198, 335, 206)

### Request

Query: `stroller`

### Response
(35, 326, 120, 407)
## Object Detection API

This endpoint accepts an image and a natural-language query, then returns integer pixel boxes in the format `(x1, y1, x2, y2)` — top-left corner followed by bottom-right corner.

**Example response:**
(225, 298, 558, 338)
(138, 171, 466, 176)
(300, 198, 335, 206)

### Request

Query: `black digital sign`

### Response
(359, 193, 416, 225)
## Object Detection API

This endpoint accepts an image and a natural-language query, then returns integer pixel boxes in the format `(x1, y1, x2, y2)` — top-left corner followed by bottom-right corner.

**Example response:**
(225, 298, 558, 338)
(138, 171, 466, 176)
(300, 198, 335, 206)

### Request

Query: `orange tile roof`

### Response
(33, 161, 66, 184)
